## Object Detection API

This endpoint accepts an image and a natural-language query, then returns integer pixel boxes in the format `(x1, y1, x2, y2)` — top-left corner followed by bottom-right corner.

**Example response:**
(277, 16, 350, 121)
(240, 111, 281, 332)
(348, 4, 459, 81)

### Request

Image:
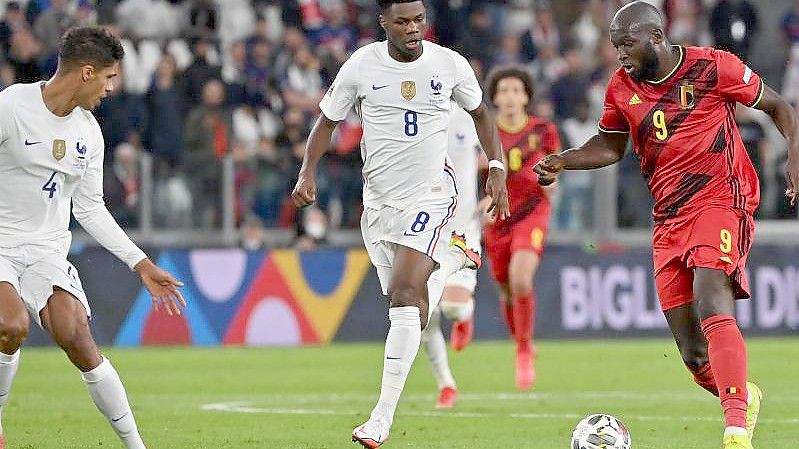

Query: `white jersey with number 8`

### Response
(320, 40, 483, 210)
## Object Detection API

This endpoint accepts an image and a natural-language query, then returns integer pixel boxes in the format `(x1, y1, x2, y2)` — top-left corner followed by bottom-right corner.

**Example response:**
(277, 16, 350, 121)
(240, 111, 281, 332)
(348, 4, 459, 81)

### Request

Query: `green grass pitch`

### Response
(6, 338, 797, 448)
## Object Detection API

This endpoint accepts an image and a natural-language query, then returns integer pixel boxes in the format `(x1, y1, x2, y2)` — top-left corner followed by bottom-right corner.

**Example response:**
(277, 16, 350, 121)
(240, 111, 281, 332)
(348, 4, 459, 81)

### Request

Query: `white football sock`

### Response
(0, 349, 20, 434)
(724, 426, 748, 438)
(422, 307, 456, 390)
(81, 356, 146, 449)
(440, 299, 474, 322)
(370, 306, 422, 424)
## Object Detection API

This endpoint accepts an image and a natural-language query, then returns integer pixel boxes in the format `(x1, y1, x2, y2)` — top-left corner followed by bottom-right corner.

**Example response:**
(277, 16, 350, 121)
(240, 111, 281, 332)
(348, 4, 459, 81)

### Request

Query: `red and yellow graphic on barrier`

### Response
(224, 250, 370, 345)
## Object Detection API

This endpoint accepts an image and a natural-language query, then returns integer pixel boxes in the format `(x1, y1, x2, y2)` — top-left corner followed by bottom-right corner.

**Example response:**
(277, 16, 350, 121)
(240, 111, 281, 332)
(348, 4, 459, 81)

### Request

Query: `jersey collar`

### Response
(645, 45, 684, 85)
(497, 115, 529, 134)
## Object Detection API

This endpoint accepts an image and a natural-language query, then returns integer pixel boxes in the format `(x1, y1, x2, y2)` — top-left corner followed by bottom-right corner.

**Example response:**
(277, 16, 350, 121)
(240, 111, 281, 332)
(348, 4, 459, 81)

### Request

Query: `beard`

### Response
(633, 41, 660, 81)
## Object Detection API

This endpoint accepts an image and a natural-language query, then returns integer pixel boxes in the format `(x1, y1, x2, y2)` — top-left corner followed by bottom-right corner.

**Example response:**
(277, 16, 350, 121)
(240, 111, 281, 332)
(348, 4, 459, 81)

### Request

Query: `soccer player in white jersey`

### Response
(421, 107, 481, 410)
(291, 0, 509, 446)
(0, 27, 184, 449)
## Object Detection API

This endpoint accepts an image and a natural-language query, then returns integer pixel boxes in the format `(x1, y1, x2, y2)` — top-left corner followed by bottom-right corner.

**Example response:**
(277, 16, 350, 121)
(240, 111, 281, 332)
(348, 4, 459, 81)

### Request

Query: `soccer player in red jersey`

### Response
(483, 66, 560, 391)
(535, 2, 799, 448)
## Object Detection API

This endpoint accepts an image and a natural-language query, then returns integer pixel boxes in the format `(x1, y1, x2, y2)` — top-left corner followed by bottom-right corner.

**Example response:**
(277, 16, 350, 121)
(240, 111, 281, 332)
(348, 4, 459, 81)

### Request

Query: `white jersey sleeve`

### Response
(72, 122, 147, 270)
(319, 51, 362, 121)
(450, 51, 483, 112)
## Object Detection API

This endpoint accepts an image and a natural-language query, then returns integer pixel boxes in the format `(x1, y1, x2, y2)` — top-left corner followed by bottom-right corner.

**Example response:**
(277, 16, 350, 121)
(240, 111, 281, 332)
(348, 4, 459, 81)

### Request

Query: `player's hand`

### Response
(135, 258, 186, 316)
(485, 168, 510, 220)
(477, 196, 495, 225)
(785, 156, 798, 207)
(291, 171, 317, 207)
(534, 154, 566, 186)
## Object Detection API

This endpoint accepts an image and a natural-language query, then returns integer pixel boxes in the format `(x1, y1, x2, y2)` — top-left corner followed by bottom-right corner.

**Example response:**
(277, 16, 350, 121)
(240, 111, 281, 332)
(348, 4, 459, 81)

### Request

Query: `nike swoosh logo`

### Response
(386, 356, 401, 360)
(372, 85, 389, 90)
(111, 411, 129, 422)
(25, 139, 41, 146)
(402, 231, 419, 236)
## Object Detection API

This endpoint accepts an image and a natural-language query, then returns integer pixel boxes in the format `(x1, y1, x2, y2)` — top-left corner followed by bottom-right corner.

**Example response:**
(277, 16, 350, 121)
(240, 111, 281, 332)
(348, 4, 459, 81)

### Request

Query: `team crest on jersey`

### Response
(401, 80, 416, 101)
(52, 139, 66, 161)
(528, 134, 540, 150)
(679, 83, 695, 108)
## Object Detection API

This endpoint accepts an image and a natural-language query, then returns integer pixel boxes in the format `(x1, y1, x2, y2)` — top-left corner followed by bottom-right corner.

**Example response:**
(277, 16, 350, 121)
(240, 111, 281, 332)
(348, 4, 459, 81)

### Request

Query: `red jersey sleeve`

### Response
(715, 49, 764, 107)
(598, 76, 630, 133)
(543, 121, 561, 154)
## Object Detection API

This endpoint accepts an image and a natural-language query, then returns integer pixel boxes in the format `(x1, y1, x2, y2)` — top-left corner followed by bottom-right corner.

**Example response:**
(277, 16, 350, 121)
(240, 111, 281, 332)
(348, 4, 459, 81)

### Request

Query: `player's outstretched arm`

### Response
(291, 113, 339, 208)
(533, 131, 628, 186)
(752, 84, 799, 205)
(468, 103, 510, 219)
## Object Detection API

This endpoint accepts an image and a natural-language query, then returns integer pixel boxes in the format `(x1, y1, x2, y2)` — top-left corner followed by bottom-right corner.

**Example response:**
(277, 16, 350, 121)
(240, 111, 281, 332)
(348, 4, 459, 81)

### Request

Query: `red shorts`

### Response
(653, 206, 754, 311)
(484, 214, 548, 285)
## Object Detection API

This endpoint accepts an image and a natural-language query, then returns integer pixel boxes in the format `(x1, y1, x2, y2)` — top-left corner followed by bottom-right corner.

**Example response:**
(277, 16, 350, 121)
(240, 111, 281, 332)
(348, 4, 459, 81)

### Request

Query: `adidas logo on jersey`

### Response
(629, 94, 642, 105)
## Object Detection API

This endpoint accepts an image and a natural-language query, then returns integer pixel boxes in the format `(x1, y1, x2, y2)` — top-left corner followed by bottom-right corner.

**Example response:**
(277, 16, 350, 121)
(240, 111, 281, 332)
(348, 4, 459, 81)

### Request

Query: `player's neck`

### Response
(650, 45, 681, 83)
(387, 41, 423, 63)
(41, 76, 80, 117)
(497, 113, 528, 133)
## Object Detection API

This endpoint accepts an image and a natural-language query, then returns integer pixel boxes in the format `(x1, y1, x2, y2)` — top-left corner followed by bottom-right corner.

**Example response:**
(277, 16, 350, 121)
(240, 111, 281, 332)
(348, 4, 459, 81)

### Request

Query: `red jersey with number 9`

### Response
(599, 46, 762, 224)
(494, 115, 560, 229)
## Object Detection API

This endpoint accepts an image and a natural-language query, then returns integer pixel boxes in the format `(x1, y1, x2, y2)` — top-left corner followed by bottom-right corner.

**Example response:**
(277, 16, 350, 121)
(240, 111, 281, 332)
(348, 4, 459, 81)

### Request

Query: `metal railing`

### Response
(70, 150, 798, 249)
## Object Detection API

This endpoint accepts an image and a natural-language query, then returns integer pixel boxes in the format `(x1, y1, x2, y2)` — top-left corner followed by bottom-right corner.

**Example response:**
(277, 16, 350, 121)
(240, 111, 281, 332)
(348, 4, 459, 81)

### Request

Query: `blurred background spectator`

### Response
(0, 0, 793, 246)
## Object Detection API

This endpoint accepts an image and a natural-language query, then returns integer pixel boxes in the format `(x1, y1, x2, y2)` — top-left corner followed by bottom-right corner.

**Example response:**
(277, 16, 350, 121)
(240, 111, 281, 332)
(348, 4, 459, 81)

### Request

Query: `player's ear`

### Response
(80, 65, 95, 82)
(378, 13, 386, 32)
(650, 28, 664, 45)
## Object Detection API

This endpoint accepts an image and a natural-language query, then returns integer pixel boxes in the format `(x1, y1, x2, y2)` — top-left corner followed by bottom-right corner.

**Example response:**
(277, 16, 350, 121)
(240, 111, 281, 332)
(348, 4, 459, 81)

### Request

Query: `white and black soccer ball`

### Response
(571, 414, 632, 449)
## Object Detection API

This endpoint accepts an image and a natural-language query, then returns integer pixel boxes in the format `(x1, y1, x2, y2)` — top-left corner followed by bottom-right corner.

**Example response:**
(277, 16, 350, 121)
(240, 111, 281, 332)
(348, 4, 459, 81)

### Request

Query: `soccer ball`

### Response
(571, 414, 632, 449)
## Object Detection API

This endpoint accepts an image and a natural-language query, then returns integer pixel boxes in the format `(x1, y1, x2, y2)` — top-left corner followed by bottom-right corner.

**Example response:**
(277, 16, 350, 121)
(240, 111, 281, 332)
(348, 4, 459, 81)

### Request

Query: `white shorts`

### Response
(361, 194, 459, 295)
(0, 244, 90, 327)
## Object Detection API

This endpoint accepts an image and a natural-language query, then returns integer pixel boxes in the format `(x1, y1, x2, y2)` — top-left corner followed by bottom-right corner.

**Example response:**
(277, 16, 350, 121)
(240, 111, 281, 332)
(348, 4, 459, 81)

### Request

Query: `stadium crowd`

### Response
(0, 0, 795, 246)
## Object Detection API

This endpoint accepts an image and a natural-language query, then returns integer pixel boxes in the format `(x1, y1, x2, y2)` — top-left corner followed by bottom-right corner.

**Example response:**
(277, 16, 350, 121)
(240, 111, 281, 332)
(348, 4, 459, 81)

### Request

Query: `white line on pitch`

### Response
(200, 401, 799, 424)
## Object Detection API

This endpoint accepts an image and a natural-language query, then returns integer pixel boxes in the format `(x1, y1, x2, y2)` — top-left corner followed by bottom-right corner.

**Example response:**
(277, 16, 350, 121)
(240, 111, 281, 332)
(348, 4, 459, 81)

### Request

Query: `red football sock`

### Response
(500, 299, 515, 339)
(512, 293, 535, 348)
(700, 314, 748, 429)
(689, 362, 719, 396)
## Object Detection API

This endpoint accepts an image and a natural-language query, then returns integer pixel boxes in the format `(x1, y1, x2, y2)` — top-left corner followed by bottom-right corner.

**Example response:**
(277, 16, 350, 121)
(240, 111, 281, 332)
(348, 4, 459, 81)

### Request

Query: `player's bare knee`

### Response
(0, 314, 29, 348)
(509, 280, 534, 299)
(389, 285, 423, 308)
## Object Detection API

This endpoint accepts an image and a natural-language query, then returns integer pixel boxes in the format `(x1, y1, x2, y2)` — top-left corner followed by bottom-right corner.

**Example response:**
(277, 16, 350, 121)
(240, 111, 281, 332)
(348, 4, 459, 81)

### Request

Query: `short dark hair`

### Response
(486, 65, 535, 105)
(58, 26, 124, 71)
(376, 0, 422, 12)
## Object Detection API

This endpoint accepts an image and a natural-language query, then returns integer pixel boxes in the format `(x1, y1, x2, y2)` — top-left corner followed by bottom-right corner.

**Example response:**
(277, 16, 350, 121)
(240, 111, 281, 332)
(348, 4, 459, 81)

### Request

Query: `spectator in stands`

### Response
(528, 42, 566, 98)
(94, 66, 148, 161)
(558, 98, 595, 230)
(710, 0, 758, 62)
(184, 78, 232, 228)
(104, 142, 140, 228)
(493, 32, 524, 68)
(0, 2, 26, 56)
(550, 44, 589, 119)
(459, 6, 496, 72)
(253, 136, 286, 226)
(663, 0, 704, 46)
(240, 213, 266, 251)
(522, 2, 560, 64)
(5, 15, 41, 83)
(281, 45, 325, 115)
(115, 0, 181, 40)
(182, 37, 222, 109)
(295, 206, 328, 251)
(222, 39, 247, 106)
(146, 54, 183, 166)
(243, 36, 272, 106)
(33, 0, 77, 71)
(272, 26, 307, 79)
